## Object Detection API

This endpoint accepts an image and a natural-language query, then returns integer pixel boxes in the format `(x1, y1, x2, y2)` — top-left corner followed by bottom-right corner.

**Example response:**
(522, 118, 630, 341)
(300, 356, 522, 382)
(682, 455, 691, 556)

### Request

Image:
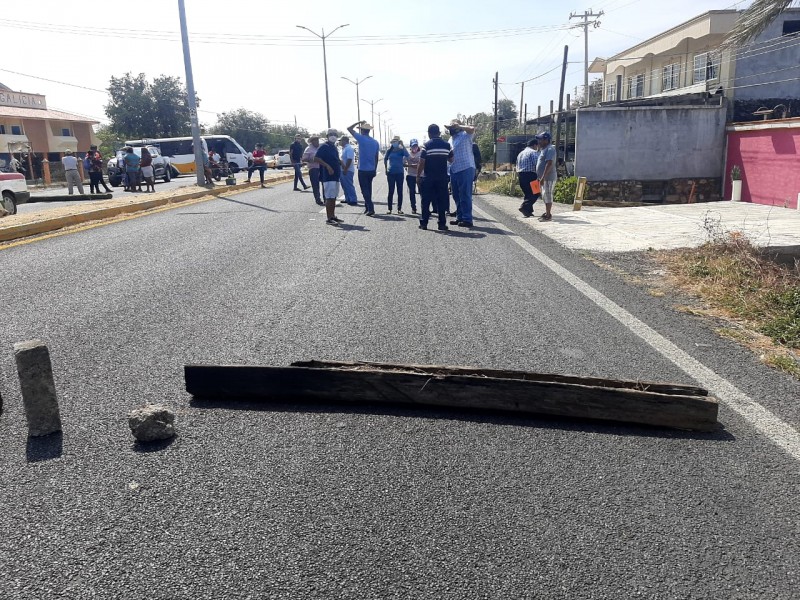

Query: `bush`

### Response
(482, 174, 523, 198)
(554, 176, 577, 204)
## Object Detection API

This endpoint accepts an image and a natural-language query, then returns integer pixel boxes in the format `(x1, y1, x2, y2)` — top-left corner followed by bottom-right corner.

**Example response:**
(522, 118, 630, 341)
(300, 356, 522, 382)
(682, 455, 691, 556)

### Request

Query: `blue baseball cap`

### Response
(536, 132, 552, 141)
(409, 138, 419, 146)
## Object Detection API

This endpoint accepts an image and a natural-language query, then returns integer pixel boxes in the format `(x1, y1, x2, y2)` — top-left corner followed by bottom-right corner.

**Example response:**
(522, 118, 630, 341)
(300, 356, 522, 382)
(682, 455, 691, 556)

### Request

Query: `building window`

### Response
(693, 51, 720, 83)
(650, 68, 662, 94)
(61, 128, 72, 137)
(10, 125, 23, 135)
(662, 63, 682, 91)
(606, 83, 617, 101)
(626, 74, 645, 99)
(782, 20, 800, 35)
(0, 125, 5, 135)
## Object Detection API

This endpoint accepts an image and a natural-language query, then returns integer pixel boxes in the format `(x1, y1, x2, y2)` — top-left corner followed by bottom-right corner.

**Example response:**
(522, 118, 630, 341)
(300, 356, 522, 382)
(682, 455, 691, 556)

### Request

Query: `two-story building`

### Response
(575, 9, 800, 205)
(0, 83, 99, 180)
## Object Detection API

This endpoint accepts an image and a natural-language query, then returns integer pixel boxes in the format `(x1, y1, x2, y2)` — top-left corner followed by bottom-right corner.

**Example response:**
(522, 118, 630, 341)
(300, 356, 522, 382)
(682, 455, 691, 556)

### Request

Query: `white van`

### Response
(204, 135, 249, 173)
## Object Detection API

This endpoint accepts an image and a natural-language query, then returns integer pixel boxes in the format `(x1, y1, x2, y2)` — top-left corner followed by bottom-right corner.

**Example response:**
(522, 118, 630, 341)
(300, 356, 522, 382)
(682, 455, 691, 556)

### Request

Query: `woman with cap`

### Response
(404, 139, 422, 214)
(383, 136, 409, 214)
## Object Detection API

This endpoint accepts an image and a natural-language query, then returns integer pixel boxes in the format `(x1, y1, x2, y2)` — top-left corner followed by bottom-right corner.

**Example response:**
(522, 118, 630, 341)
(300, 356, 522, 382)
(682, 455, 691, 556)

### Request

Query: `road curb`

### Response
(0, 174, 293, 243)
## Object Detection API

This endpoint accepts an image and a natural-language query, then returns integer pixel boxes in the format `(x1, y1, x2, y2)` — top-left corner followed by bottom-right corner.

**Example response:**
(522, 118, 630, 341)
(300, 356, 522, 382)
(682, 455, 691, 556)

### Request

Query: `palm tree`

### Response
(725, 0, 798, 47)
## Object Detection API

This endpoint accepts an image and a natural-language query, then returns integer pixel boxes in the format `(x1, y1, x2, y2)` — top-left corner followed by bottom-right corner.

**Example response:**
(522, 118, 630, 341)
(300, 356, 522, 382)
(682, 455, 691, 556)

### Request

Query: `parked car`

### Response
(274, 150, 292, 169)
(107, 146, 172, 187)
(0, 172, 30, 215)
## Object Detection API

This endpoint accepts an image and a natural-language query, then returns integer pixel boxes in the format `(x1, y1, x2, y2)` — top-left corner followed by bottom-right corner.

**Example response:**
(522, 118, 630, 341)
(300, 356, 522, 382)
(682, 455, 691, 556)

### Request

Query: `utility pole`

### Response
(569, 8, 603, 106)
(492, 71, 498, 172)
(519, 82, 524, 128)
(555, 45, 569, 177)
(178, 0, 205, 186)
(523, 103, 528, 137)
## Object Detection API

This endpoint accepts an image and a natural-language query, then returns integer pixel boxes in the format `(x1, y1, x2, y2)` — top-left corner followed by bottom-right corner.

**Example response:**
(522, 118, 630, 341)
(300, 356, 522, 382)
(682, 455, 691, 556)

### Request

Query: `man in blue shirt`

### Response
(347, 120, 380, 216)
(416, 124, 453, 231)
(444, 118, 476, 228)
(314, 129, 344, 225)
(516, 138, 540, 217)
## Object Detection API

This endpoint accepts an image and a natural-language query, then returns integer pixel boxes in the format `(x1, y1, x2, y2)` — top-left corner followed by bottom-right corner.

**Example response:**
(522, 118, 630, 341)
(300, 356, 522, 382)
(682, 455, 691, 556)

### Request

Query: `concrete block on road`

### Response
(13, 340, 62, 437)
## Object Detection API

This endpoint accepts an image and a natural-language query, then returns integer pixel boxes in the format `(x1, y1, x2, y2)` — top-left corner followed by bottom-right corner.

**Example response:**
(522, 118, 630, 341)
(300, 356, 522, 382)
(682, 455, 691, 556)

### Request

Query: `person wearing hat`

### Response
(338, 135, 358, 206)
(313, 129, 344, 225)
(85, 144, 112, 194)
(347, 120, 380, 215)
(246, 143, 268, 187)
(416, 124, 452, 231)
(404, 138, 422, 214)
(301, 135, 323, 205)
(290, 134, 309, 192)
(516, 138, 540, 217)
(62, 149, 85, 195)
(444, 118, 477, 227)
(535, 131, 556, 221)
(383, 135, 409, 214)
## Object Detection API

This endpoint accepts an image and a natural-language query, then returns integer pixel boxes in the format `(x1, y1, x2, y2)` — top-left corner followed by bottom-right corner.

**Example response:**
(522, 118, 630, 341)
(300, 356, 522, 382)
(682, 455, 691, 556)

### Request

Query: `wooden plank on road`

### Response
(184, 361, 719, 432)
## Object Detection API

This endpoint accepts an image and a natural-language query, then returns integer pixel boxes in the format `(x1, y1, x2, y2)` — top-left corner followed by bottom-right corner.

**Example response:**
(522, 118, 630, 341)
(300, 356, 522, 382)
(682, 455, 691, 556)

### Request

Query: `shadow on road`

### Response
(217, 195, 279, 213)
(132, 436, 178, 453)
(26, 431, 63, 462)
(188, 396, 735, 442)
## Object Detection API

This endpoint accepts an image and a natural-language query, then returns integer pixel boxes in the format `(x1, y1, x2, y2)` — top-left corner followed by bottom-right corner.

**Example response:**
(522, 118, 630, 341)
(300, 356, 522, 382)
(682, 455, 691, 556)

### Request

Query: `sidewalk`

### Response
(482, 194, 800, 254)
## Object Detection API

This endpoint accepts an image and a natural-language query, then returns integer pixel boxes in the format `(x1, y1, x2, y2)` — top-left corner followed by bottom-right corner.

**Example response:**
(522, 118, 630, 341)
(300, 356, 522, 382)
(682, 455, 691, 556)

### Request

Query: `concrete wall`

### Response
(574, 105, 727, 181)
(725, 122, 800, 209)
(733, 11, 800, 102)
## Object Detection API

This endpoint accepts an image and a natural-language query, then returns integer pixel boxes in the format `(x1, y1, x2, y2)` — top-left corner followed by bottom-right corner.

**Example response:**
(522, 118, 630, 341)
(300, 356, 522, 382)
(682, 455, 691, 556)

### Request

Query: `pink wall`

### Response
(725, 127, 800, 209)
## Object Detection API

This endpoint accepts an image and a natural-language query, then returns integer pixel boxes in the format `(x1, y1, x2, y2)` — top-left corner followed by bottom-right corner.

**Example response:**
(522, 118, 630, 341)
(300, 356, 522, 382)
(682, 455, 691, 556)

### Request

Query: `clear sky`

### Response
(1, 0, 748, 144)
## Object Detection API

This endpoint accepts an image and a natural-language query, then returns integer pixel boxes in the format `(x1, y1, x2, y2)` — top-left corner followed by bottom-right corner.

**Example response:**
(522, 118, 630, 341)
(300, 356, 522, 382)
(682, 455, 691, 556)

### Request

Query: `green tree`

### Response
(497, 99, 518, 131)
(211, 108, 271, 152)
(150, 75, 194, 138)
(104, 73, 196, 139)
(94, 125, 125, 159)
(725, 0, 793, 47)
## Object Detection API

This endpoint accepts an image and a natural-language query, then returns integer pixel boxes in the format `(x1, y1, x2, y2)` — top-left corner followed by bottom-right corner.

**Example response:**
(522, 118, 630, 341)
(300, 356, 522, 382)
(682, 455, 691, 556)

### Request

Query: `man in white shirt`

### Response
(338, 135, 357, 206)
(61, 149, 85, 195)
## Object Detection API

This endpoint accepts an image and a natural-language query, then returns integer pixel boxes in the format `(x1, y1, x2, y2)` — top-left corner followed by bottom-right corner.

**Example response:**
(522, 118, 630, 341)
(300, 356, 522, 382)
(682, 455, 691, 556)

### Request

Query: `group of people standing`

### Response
(291, 118, 481, 230)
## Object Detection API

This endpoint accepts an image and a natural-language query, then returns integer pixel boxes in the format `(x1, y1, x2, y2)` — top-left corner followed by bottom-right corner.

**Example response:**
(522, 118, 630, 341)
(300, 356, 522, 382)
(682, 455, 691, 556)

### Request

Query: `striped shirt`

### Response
(516, 147, 538, 172)
(420, 137, 452, 180)
(449, 130, 475, 173)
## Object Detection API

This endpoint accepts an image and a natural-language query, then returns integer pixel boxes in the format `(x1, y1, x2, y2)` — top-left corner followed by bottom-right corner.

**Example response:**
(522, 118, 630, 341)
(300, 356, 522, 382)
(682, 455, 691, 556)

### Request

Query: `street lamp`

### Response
(375, 110, 389, 150)
(341, 75, 372, 123)
(296, 23, 350, 128)
(361, 97, 382, 129)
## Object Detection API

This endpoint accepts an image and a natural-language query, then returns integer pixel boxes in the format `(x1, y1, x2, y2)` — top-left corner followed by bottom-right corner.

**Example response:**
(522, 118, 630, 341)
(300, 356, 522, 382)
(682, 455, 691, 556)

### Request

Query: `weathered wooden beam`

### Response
(184, 362, 718, 432)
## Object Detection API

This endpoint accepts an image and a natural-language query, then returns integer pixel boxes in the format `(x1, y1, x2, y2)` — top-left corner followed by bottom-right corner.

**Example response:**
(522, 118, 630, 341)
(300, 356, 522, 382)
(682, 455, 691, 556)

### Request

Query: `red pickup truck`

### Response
(0, 172, 30, 215)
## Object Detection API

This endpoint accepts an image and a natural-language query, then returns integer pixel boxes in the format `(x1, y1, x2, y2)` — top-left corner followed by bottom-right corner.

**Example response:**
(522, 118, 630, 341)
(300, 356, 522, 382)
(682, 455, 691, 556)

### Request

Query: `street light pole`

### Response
(297, 23, 350, 128)
(375, 110, 388, 150)
(178, 0, 204, 186)
(341, 76, 372, 123)
(361, 97, 383, 127)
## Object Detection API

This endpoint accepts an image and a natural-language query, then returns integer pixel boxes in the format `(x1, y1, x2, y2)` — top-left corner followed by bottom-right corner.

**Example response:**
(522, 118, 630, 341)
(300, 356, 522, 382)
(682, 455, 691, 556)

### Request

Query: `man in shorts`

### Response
(536, 132, 557, 221)
(313, 128, 344, 225)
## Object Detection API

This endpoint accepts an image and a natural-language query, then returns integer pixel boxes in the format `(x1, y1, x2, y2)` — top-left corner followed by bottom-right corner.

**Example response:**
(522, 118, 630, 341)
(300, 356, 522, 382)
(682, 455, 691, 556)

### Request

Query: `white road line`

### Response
(473, 205, 800, 462)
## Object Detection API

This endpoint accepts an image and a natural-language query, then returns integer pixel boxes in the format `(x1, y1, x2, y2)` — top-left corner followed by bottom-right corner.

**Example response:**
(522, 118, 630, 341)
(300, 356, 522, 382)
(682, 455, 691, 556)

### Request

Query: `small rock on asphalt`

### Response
(13, 339, 62, 437)
(128, 404, 176, 442)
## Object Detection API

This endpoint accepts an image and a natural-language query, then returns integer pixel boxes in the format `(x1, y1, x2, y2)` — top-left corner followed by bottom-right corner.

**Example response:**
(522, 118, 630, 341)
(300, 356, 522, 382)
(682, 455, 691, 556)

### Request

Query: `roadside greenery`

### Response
(478, 174, 522, 198)
(554, 176, 577, 204)
(210, 108, 308, 153)
(658, 230, 800, 377)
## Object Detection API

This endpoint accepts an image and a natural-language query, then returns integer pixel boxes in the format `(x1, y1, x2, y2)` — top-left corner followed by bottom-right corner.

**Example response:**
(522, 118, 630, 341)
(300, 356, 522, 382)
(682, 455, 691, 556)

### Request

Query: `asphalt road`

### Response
(1, 178, 799, 599)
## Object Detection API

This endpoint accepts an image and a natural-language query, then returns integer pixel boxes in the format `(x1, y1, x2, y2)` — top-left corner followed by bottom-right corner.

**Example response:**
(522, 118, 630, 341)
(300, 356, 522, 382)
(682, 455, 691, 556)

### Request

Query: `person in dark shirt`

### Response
(416, 123, 453, 231)
(290, 134, 309, 191)
(313, 128, 344, 225)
